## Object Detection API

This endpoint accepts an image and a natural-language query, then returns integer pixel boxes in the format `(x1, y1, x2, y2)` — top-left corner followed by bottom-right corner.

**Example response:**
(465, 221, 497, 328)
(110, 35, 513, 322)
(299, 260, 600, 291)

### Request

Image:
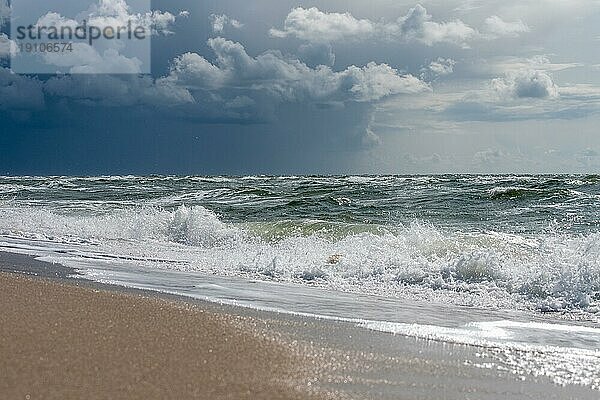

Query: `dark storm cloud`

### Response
(3, 0, 600, 174)
(3, 35, 428, 127)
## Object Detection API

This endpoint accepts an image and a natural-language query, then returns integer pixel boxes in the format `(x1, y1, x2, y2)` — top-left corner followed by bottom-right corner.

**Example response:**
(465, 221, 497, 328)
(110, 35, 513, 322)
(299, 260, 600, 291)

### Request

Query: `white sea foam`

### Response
(3, 175, 600, 391)
(0, 204, 599, 315)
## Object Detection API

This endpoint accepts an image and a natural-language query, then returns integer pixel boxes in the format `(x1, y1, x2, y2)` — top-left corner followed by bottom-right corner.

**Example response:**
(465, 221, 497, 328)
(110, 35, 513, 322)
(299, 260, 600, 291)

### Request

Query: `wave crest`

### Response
(167, 206, 243, 247)
(1, 205, 599, 315)
(0, 205, 242, 248)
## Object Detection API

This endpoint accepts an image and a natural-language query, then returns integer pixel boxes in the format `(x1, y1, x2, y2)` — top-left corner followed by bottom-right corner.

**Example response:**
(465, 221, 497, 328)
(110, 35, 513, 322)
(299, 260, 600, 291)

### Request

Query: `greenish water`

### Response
(0, 175, 599, 315)
(2, 175, 600, 390)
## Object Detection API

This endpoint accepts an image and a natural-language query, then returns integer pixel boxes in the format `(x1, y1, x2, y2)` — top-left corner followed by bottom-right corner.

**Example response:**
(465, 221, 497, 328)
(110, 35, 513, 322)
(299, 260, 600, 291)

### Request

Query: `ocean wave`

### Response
(0, 205, 244, 248)
(488, 186, 572, 200)
(3, 176, 599, 235)
(0, 204, 599, 316)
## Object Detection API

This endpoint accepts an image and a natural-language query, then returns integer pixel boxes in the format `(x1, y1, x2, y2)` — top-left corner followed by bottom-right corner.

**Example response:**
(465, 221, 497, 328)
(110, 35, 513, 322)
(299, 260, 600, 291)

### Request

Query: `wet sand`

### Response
(0, 272, 333, 400)
(1, 253, 598, 399)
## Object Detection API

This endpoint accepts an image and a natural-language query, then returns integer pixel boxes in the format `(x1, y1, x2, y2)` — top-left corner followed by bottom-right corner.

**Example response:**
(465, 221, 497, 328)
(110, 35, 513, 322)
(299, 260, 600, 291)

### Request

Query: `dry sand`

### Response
(0, 273, 332, 400)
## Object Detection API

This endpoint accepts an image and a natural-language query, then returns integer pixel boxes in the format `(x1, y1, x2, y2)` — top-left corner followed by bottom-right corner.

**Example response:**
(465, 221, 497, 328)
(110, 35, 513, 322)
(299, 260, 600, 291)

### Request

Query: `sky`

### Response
(2, 0, 600, 175)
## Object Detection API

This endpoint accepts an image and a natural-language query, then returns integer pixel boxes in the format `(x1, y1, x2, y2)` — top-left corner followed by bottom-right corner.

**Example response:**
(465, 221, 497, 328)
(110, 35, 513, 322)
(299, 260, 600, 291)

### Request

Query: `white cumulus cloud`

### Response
(396, 5, 476, 47)
(36, 0, 187, 37)
(270, 5, 476, 47)
(164, 37, 429, 103)
(270, 7, 375, 42)
(210, 14, 243, 33)
(0, 33, 18, 59)
(484, 16, 529, 38)
(421, 58, 456, 80)
(492, 70, 559, 99)
(29, 1, 188, 74)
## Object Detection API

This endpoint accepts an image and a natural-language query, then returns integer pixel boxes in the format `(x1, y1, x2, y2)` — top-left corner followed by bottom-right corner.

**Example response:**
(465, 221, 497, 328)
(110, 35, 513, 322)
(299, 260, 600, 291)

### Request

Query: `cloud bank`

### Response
(3, 0, 600, 174)
(2, 33, 429, 146)
(35, 0, 187, 36)
(270, 5, 476, 47)
(270, 5, 529, 47)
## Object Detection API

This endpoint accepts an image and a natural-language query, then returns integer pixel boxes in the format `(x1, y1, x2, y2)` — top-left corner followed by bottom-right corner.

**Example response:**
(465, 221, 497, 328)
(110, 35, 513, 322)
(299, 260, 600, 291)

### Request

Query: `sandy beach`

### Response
(0, 271, 334, 400)
(1, 253, 598, 400)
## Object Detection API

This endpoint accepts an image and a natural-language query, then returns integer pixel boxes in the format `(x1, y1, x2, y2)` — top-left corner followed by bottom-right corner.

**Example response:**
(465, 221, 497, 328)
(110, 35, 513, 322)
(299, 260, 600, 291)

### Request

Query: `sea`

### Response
(1, 175, 599, 389)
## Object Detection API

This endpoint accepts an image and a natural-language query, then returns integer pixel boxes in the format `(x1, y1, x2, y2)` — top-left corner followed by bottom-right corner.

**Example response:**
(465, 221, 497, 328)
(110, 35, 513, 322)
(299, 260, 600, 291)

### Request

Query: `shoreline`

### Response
(0, 267, 339, 399)
(1, 252, 598, 399)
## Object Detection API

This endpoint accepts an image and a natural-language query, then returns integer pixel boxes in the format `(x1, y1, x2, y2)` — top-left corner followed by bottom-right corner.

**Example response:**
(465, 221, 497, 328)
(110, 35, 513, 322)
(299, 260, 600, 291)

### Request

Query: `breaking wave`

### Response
(1, 204, 599, 316)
